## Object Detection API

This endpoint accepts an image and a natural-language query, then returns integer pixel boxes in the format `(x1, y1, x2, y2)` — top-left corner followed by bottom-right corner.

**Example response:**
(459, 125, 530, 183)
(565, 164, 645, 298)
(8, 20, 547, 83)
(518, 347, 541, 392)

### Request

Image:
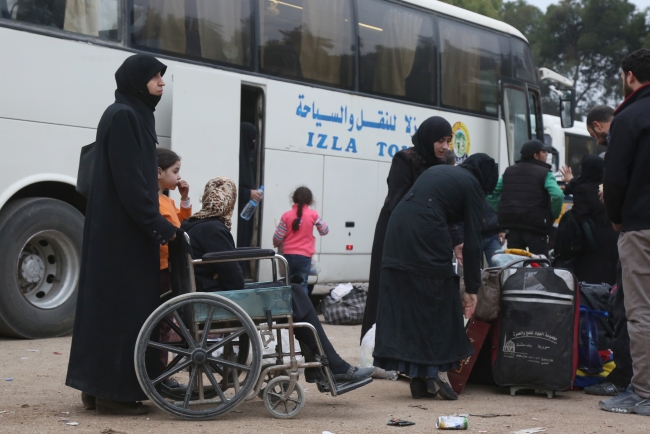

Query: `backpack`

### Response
(579, 283, 614, 351)
(554, 210, 596, 260)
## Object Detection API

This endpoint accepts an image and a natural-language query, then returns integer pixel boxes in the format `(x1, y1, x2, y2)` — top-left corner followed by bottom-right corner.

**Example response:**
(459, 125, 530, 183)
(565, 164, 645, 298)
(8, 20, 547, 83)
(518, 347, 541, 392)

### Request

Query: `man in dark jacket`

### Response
(600, 48, 650, 416)
(560, 105, 614, 192)
(487, 140, 564, 255)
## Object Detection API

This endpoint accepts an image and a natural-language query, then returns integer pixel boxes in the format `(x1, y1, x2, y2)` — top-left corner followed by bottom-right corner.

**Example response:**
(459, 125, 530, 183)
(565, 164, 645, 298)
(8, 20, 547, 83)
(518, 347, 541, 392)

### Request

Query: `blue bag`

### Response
(578, 306, 608, 374)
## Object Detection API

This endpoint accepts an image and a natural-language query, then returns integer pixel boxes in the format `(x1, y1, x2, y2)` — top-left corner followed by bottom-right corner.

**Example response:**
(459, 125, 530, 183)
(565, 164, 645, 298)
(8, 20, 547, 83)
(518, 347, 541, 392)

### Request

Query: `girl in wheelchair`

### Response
(180, 176, 374, 387)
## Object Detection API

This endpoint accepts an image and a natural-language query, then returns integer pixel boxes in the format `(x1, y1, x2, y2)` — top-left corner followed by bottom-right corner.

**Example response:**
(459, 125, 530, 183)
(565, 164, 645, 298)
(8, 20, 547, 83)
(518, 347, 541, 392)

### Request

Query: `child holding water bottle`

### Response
(273, 187, 329, 294)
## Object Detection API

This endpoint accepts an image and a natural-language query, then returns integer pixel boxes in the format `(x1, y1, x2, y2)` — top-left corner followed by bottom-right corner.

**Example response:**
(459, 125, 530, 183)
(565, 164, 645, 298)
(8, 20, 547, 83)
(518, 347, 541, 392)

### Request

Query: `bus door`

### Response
(239, 85, 266, 279)
(501, 79, 543, 167)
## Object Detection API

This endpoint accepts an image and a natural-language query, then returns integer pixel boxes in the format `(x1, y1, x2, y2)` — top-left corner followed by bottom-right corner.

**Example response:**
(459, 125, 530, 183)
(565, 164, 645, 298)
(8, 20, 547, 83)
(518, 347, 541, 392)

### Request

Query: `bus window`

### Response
(565, 133, 597, 177)
(512, 38, 537, 84)
(357, 0, 436, 105)
(259, 0, 355, 89)
(439, 18, 504, 116)
(528, 91, 542, 140)
(504, 86, 529, 165)
(5, 0, 120, 40)
(131, 0, 253, 68)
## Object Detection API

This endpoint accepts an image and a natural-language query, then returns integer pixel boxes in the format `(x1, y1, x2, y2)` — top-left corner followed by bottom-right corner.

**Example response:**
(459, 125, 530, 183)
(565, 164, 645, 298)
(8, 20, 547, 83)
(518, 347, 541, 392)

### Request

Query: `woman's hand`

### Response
(250, 190, 263, 202)
(560, 165, 573, 183)
(462, 293, 477, 319)
(178, 180, 190, 200)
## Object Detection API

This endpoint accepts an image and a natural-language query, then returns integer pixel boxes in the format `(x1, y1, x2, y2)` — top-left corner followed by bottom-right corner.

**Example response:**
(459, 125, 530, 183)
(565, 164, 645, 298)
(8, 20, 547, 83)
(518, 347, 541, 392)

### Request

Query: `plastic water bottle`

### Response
(240, 186, 264, 221)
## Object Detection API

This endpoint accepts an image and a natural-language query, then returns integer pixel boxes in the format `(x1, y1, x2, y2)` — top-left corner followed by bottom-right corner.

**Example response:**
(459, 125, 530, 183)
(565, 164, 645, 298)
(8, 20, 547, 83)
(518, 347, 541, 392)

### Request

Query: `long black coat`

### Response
(572, 182, 619, 285)
(66, 91, 176, 402)
(361, 149, 461, 341)
(373, 165, 484, 366)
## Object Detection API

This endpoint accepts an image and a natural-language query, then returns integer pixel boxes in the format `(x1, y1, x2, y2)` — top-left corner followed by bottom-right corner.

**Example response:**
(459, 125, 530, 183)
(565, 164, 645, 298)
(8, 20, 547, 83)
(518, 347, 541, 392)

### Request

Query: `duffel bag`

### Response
(322, 286, 367, 325)
(461, 258, 543, 322)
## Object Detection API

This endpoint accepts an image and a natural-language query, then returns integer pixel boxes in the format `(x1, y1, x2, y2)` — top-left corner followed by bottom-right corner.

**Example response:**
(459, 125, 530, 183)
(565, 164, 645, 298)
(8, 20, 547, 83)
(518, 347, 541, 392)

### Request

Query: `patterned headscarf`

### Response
(193, 176, 238, 230)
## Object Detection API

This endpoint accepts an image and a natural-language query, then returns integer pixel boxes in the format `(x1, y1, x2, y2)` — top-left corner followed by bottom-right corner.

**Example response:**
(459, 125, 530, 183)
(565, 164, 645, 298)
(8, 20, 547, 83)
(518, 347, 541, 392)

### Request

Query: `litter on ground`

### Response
(511, 428, 547, 434)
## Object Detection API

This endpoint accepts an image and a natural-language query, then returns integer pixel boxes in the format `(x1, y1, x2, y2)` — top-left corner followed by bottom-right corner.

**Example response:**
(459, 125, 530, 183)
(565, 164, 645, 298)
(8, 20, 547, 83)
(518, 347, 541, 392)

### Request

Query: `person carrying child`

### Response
(273, 187, 328, 294)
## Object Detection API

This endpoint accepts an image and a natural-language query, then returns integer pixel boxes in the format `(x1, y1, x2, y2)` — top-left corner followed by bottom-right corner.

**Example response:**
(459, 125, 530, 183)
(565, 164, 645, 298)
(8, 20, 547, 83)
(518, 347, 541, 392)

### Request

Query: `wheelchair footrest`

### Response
(317, 377, 373, 396)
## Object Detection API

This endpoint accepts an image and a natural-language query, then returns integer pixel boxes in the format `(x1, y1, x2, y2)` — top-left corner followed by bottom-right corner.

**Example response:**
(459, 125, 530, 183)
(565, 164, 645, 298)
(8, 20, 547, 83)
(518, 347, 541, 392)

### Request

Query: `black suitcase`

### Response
(493, 259, 580, 397)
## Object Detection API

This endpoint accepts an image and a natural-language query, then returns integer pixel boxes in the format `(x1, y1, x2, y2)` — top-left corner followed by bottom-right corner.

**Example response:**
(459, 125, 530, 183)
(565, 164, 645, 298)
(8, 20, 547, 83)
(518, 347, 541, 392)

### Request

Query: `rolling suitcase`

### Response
(493, 258, 580, 398)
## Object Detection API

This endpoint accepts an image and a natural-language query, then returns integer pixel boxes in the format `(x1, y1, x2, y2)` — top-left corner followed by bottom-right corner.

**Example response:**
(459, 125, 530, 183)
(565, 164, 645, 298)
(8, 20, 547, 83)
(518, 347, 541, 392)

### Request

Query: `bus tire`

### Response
(0, 198, 83, 339)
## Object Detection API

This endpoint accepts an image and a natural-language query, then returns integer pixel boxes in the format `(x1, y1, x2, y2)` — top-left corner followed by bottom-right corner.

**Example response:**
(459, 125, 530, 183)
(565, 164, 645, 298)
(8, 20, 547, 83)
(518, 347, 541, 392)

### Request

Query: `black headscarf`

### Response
(115, 54, 167, 111)
(577, 154, 604, 185)
(411, 116, 453, 165)
(460, 153, 499, 194)
(239, 122, 258, 190)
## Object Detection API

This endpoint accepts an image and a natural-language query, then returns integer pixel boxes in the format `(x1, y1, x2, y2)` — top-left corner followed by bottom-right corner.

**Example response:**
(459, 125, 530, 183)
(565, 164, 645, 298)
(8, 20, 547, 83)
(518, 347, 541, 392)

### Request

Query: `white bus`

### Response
(0, 0, 573, 338)
(543, 114, 602, 180)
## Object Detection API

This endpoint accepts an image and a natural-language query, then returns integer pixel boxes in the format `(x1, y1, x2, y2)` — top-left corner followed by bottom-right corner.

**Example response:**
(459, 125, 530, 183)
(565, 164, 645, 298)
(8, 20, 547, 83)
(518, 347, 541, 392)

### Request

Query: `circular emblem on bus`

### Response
(451, 122, 471, 163)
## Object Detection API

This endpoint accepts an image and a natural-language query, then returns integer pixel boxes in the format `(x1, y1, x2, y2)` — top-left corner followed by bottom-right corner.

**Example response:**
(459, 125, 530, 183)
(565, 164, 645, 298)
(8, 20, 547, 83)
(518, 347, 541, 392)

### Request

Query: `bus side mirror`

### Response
(559, 89, 575, 129)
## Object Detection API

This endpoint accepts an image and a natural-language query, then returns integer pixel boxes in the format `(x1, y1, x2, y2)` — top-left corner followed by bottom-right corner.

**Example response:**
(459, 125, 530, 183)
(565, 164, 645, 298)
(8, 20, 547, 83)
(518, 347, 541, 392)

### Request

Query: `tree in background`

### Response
(538, 0, 648, 116)
(441, 0, 649, 117)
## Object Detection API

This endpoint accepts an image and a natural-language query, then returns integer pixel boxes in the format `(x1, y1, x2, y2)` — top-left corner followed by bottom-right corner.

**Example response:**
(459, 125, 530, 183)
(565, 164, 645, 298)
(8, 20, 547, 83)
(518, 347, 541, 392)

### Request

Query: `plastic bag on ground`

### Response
(331, 283, 354, 300)
(359, 324, 397, 380)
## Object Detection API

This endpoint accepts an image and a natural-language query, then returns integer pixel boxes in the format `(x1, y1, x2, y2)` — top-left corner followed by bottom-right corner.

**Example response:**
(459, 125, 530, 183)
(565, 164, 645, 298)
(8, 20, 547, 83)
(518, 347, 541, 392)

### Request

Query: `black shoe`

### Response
(333, 366, 375, 383)
(585, 382, 627, 396)
(95, 399, 150, 415)
(410, 377, 437, 399)
(427, 371, 458, 400)
(159, 377, 187, 399)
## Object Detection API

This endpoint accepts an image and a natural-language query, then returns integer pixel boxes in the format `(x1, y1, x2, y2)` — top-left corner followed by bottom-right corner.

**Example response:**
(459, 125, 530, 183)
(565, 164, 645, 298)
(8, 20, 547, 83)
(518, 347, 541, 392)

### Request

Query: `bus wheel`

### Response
(0, 198, 83, 338)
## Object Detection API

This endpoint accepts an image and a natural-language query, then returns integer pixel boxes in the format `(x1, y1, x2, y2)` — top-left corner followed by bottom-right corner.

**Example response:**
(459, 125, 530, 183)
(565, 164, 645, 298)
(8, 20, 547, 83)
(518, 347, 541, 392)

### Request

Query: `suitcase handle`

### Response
(484, 257, 551, 274)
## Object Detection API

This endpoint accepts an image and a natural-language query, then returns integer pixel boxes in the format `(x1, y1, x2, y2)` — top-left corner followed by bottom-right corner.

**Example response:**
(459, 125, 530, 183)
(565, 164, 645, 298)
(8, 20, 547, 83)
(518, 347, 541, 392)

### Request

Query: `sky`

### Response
(528, 0, 650, 10)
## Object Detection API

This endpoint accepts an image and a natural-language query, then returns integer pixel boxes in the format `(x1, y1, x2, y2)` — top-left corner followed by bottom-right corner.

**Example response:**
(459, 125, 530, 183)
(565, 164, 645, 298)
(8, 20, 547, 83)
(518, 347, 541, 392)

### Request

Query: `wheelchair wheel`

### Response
(135, 293, 262, 420)
(257, 365, 290, 398)
(263, 376, 305, 419)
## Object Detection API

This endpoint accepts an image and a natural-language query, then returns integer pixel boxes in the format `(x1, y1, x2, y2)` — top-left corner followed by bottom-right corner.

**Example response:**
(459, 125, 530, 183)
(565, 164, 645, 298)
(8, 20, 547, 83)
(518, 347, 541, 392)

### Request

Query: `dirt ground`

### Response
(0, 320, 648, 433)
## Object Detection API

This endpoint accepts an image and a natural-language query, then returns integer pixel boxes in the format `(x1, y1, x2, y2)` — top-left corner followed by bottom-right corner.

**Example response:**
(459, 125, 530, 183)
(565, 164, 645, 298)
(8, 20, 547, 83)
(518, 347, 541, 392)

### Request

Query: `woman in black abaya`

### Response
(66, 54, 176, 415)
(237, 123, 259, 246)
(373, 154, 498, 400)
(237, 123, 259, 276)
(571, 155, 619, 284)
(360, 116, 462, 342)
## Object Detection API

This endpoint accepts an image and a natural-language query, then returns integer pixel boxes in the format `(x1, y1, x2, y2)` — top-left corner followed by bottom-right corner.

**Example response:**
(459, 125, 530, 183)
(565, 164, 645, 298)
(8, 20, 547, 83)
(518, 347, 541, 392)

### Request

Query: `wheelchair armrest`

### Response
(202, 248, 276, 262)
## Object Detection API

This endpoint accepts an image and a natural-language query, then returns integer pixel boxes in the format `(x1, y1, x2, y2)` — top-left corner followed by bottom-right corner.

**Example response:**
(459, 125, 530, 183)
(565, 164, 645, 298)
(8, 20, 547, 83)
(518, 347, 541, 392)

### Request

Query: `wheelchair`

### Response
(134, 235, 371, 420)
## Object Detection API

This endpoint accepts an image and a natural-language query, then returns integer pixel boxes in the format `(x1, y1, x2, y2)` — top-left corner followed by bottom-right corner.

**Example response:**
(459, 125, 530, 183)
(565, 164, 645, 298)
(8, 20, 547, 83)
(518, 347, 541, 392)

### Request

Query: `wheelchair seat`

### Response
(194, 284, 293, 322)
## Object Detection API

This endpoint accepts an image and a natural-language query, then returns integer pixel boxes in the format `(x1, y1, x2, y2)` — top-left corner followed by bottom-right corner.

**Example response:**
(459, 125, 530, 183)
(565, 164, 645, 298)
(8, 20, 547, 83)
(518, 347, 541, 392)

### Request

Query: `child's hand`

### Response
(178, 180, 190, 200)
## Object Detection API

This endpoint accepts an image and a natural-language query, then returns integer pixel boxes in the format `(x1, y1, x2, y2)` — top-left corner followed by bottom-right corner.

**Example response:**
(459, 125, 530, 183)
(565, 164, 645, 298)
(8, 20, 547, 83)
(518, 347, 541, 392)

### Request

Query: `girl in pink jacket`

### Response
(273, 187, 329, 294)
